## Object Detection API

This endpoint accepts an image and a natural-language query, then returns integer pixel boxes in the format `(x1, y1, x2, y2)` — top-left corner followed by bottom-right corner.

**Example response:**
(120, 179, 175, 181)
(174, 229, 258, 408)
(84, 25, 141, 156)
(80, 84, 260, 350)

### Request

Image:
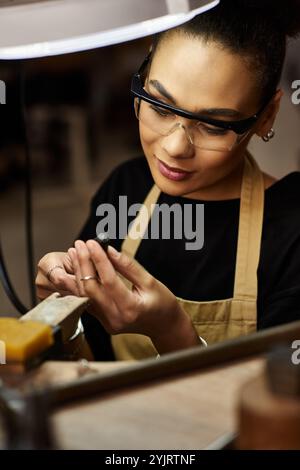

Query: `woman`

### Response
(36, 0, 300, 360)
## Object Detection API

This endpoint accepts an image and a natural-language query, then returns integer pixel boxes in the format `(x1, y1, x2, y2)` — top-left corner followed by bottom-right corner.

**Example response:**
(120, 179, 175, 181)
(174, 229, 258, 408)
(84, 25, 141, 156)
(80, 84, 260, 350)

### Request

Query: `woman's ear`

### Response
(255, 89, 284, 138)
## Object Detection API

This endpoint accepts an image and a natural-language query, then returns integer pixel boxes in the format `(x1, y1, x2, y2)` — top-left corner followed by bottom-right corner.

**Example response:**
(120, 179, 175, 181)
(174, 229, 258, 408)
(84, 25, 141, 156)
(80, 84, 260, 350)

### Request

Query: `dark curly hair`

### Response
(151, 0, 300, 105)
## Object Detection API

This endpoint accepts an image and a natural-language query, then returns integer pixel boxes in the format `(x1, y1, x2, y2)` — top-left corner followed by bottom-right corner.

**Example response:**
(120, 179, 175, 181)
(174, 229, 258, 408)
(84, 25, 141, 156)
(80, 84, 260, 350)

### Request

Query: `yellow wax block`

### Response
(0, 317, 53, 363)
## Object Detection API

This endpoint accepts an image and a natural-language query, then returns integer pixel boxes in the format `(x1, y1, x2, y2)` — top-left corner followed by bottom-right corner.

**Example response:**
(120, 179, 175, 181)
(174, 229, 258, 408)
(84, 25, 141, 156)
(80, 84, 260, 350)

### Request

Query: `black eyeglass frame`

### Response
(131, 52, 270, 136)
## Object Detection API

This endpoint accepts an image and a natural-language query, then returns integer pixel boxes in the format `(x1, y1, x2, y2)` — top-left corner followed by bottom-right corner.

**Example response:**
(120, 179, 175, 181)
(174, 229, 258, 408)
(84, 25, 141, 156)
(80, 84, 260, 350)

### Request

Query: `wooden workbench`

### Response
(27, 357, 264, 449)
(3, 318, 300, 450)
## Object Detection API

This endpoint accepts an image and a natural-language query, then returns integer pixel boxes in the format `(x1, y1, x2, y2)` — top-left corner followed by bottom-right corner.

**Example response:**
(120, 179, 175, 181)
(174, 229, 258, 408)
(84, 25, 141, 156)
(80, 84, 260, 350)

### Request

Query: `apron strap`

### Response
(121, 184, 161, 258)
(233, 151, 265, 301)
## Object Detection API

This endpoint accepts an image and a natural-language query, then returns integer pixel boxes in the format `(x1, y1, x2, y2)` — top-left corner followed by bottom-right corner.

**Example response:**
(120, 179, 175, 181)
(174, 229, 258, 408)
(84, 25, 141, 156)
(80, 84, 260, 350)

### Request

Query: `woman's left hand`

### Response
(68, 239, 201, 355)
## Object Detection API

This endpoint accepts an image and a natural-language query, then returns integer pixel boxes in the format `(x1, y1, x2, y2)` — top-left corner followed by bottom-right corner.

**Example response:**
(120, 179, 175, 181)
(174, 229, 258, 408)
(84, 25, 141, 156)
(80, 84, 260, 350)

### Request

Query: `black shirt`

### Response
(79, 156, 300, 360)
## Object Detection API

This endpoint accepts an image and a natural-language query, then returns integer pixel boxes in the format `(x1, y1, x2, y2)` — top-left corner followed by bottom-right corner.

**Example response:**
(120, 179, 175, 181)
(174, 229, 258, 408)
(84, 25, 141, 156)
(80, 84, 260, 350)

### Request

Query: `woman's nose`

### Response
(161, 124, 195, 159)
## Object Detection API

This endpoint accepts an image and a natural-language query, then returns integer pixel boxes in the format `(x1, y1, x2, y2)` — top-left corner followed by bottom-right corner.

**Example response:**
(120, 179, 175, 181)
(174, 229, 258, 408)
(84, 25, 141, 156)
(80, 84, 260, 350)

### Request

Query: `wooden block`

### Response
(21, 293, 90, 342)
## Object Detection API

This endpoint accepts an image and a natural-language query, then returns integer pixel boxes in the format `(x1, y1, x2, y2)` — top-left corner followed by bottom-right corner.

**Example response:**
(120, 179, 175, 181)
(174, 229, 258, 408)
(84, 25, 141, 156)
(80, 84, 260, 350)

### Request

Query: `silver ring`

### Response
(80, 275, 99, 282)
(46, 265, 64, 282)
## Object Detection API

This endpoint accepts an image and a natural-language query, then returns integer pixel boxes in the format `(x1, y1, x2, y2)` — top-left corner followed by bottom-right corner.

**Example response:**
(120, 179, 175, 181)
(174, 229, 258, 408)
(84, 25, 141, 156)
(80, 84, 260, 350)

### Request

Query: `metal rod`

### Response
(47, 319, 300, 408)
(19, 60, 36, 309)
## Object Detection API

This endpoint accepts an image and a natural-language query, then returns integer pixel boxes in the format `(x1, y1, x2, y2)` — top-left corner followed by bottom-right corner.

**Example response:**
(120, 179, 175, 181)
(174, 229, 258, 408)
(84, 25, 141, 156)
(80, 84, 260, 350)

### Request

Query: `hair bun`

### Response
(265, 0, 300, 37)
(224, 0, 300, 37)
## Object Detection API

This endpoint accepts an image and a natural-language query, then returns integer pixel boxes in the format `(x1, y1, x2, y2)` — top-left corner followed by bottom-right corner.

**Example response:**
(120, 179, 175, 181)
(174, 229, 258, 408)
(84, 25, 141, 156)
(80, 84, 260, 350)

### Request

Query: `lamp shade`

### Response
(0, 0, 219, 60)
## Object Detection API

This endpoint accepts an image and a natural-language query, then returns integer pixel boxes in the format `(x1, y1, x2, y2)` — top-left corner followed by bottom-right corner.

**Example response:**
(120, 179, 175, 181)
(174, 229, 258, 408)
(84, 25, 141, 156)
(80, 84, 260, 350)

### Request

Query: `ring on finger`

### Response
(80, 275, 101, 283)
(46, 265, 64, 282)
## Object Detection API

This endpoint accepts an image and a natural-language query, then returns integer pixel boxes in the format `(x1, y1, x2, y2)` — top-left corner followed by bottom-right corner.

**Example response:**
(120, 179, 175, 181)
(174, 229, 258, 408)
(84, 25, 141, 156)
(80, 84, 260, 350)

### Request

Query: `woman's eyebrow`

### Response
(149, 79, 176, 104)
(201, 108, 244, 119)
(149, 79, 244, 119)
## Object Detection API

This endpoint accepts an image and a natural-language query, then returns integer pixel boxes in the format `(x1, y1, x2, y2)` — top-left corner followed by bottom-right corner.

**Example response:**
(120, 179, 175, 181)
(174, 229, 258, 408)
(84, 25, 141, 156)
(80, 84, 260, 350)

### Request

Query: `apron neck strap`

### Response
(121, 184, 161, 258)
(233, 151, 265, 300)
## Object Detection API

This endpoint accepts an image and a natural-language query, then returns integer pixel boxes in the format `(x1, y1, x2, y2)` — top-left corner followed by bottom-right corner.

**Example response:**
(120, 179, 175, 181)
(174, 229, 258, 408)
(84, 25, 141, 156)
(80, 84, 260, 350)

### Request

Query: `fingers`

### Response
(62, 252, 75, 275)
(74, 241, 98, 282)
(36, 286, 75, 301)
(36, 258, 78, 299)
(69, 242, 104, 299)
(68, 247, 86, 297)
(106, 245, 153, 289)
(69, 242, 120, 332)
(37, 252, 79, 295)
(35, 269, 79, 297)
(84, 240, 135, 311)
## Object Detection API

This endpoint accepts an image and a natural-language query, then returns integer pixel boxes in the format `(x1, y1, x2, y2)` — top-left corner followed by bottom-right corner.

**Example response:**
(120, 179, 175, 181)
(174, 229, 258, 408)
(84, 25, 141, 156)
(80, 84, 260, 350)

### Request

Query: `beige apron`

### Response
(111, 152, 265, 360)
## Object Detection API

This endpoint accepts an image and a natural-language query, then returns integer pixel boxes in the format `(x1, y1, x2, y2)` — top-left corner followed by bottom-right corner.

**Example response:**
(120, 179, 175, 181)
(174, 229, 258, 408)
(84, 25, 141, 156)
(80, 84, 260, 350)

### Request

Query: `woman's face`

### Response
(138, 33, 265, 199)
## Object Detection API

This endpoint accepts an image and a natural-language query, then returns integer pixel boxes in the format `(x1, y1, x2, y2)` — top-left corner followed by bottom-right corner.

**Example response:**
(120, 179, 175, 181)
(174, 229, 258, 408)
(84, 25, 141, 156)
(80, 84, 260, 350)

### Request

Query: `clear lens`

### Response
(136, 99, 239, 152)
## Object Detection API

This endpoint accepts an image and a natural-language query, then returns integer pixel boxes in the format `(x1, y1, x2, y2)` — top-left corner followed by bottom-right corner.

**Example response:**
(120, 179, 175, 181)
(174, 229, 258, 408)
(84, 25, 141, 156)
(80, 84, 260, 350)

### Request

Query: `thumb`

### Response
(107, 245, 152, 288)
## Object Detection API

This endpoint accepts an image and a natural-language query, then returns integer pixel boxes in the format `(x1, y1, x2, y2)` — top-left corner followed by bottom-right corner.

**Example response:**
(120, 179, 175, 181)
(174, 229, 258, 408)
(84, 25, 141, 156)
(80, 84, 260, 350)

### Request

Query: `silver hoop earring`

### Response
(262, 128, 275, 142)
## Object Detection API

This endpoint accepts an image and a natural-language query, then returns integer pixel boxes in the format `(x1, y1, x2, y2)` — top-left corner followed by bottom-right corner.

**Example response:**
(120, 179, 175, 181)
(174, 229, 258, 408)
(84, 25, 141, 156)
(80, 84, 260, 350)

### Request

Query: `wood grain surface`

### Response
(43, 358, 264, 449)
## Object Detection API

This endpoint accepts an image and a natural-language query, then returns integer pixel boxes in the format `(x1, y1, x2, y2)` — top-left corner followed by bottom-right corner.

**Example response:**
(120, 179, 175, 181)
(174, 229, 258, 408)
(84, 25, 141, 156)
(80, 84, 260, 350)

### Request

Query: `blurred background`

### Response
(0, 36, 299, 317)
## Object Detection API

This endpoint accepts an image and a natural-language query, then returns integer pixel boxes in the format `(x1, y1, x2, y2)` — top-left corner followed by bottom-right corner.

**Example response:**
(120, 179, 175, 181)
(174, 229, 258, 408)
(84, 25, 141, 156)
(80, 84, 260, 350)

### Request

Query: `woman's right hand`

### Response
(35, 251, 79, 300)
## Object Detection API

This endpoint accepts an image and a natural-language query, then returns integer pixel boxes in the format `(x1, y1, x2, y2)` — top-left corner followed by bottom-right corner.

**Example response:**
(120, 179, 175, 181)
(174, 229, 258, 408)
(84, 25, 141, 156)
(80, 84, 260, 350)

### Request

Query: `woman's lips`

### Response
(156, 157, 194, 182)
